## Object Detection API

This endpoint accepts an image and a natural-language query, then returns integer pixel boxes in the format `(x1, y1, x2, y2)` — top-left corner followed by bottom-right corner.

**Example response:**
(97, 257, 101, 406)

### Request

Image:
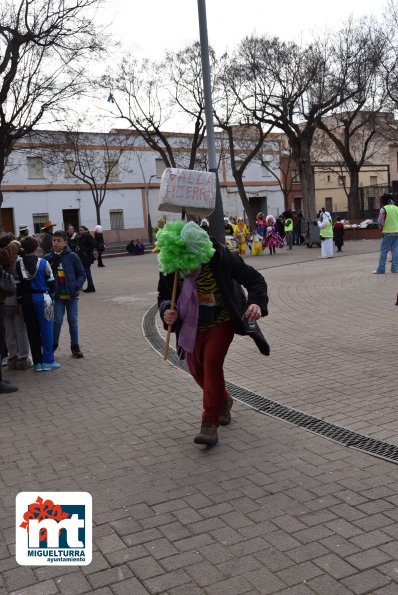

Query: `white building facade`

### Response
(1, 130, 285, 242)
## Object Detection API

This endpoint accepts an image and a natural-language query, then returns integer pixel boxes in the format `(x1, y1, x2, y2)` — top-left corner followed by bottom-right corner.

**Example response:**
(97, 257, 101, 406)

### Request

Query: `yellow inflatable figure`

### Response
(234, 217, 250, 257)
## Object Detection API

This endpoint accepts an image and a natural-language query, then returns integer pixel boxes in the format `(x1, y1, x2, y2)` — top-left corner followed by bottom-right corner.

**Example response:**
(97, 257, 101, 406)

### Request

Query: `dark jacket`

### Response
(77, 231, 96, 265)
(126, 240, 135, 254)
(158, 241, 269, 355)
(16, 256, 55, 304)
(67, 232, 78, 253)
(45, 245, 86, 299)
(38, 231, 53, 256)
(94, 232, 105, 253)
(333, 222, 344, 245)
(0, 240, 19, 303)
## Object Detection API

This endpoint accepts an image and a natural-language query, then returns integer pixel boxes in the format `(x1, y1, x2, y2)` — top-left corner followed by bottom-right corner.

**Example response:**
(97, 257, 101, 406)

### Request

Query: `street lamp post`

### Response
(197, 0, 225, 243)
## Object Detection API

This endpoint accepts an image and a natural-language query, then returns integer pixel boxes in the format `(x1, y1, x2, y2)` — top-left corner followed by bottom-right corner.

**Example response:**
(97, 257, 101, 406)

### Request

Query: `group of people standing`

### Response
(40, 221, 106, 293)
(219, 210, 305, 257)
(0, 221, 106, 393)
(219, 209, 348, 259)
(64, 223, 106, 291)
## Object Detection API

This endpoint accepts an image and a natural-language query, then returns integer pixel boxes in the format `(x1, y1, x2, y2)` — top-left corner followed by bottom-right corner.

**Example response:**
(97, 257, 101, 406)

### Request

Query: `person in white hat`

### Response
(18, 225, 29, 241)
(317, 208, 334, 258)
(223, 217, 235, 236)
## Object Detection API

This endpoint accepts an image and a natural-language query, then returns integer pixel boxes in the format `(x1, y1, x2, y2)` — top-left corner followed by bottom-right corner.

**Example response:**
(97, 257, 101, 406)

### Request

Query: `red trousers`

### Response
(186, 320, 235, 426)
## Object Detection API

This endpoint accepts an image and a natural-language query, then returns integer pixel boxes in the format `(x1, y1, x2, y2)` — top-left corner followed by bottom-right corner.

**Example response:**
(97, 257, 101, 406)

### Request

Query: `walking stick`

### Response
(163, 269, 179, 360)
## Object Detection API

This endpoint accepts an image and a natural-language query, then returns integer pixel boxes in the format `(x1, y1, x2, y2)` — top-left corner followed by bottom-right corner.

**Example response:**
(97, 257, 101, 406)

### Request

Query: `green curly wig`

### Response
(156, 220, 215, 274)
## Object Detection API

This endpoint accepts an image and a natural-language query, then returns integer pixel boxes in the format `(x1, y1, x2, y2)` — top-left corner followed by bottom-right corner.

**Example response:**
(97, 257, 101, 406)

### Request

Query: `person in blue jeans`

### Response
(16, 236, 60, 372)
(45, 230, 86, 358)
(373, 194, 398, 274)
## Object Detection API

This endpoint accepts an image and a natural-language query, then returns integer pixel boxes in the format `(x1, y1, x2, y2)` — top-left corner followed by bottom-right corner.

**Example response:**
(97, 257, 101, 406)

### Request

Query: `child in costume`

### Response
(262, 215, 284, 255)
(333, 217, 345, 252)
(251, 232, 263, 255)
(157, 221, 269, 447)
(234, 216, 250, 257)
(256, 212, 267, 237)
(134, 239, 145, 255)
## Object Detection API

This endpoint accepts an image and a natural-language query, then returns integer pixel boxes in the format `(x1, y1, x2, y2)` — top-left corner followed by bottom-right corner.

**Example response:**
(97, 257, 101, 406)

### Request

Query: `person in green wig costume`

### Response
(157, 220, 269, 447)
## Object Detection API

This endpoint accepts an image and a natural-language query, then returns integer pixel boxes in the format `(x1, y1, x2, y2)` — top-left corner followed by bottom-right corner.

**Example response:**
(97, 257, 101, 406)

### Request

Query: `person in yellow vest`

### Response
(373, 194, 398, 274)
(284, 212, 294, 249)
(234, 216, 250, 257)
(317, 208, 334, 258)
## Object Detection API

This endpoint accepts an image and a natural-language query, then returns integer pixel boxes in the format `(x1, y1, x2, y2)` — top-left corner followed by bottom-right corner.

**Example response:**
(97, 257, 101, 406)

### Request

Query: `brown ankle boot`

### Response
(219, 397, 233, 426)
(15, 356, 33, 370)
(7, 357, 17, 370)
(194, 421, 218, 446)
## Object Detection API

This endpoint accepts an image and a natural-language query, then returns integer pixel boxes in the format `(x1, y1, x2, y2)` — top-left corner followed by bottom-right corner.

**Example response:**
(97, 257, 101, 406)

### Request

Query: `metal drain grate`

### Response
(224, 384, 398, 462)
(143, 304, 398, 464)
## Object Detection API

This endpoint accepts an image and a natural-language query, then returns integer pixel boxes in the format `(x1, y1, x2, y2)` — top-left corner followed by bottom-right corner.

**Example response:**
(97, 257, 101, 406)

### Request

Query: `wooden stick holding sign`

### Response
(163, 270, 179, 361)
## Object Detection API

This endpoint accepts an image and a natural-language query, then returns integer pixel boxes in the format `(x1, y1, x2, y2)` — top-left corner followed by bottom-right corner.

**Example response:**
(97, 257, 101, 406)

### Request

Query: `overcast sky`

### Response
(86, 0, 387, 131)
(98, 0, 385, 60)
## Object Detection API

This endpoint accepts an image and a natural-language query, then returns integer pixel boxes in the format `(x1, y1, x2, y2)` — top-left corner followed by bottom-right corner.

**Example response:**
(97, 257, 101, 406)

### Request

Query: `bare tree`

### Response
(0, 0, 105, 227)
(103, 42, 210, 172)
(49, 125, 133, 225)
(314, 20, 391, 219)
(314, 113, 392, 219)
(212, 52, 273, 228)
(232, 23, 374, 218)
(257, 139, 297, 213)
(382, 1, 398, 107)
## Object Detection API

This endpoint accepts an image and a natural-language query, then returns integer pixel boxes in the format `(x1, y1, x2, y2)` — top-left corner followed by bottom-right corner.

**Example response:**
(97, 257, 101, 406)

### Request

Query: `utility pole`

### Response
(197, 0, 225, 243)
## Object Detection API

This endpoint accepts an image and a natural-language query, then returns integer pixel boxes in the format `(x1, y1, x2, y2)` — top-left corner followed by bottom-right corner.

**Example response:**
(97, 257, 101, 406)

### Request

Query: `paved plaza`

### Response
(1, 239, 398, 595)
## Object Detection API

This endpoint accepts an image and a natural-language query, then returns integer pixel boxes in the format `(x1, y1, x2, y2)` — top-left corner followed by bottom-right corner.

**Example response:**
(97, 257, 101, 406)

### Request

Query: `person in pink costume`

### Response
(262, 215, 284, 255)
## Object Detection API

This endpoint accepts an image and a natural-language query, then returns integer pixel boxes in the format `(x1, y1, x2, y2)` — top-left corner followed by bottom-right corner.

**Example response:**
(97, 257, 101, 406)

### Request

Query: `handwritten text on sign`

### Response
(158, 168, 216, 216)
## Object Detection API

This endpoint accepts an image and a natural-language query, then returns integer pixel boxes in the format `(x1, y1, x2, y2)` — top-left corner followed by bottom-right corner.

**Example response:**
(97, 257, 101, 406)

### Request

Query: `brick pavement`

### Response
(1, 240, 398, 594)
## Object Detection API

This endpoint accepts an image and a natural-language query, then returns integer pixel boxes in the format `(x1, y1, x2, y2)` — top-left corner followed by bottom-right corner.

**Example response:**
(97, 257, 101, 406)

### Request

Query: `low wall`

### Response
(102, 228, 147, 243)
(344, 228, 381, 241)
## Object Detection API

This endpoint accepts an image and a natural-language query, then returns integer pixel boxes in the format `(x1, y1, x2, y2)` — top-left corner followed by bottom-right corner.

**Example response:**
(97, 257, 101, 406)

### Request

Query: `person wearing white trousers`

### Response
(318, 209, 334, 258)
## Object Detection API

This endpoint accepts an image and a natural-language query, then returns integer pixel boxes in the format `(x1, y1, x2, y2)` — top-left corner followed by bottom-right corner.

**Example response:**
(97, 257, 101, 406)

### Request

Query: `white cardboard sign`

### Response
(158, 168, 216, 216)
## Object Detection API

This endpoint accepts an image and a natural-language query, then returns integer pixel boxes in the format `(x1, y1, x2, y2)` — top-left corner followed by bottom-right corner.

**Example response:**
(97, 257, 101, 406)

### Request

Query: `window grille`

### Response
(110, 209, 124, 229)
(32, 213, 49, 234)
